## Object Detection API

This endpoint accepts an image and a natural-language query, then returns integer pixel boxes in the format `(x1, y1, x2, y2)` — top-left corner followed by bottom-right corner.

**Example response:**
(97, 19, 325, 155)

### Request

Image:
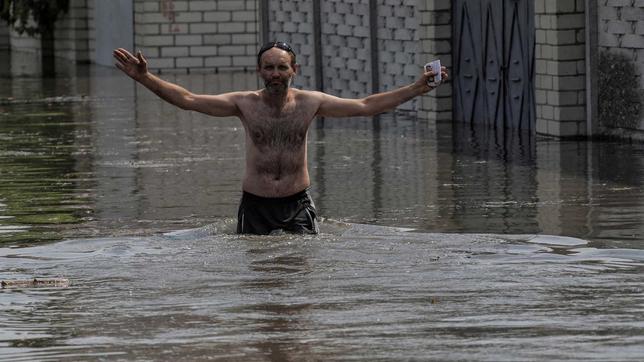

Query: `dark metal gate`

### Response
(453, 0, 535, 130)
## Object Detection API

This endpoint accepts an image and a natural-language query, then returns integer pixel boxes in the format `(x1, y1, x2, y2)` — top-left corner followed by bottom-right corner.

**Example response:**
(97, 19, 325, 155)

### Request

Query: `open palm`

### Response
(113, 48, 148, 80)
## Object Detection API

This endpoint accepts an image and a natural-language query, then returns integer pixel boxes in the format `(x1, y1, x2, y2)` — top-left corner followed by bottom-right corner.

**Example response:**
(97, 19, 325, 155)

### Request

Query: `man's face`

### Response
(257, 48, 297, 95)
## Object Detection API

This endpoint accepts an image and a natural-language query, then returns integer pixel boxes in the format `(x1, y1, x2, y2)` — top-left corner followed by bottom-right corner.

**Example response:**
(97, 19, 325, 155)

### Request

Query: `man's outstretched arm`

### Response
(315, 66, 448, 118)
(113, 48, 240, 117)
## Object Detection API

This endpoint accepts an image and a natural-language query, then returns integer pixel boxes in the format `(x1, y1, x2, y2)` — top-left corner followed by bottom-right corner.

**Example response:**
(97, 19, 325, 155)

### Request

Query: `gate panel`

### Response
(504, 0, 534, 130)
(453, 0, 534, 131)
(453, 1, 483, 125)
(483, 1, 503, 125)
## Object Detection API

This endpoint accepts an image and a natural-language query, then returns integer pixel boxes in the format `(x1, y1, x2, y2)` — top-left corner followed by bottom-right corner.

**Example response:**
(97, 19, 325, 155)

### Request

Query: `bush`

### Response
(598, 50, 641, 130)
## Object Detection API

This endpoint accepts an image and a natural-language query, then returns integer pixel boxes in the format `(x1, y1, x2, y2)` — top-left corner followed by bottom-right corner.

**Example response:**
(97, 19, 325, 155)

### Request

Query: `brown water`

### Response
(1, 60, 644, 360)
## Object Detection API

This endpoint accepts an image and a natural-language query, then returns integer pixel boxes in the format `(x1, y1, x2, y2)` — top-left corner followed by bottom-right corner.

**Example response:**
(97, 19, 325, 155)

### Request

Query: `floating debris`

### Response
(1, 278, 70, 288)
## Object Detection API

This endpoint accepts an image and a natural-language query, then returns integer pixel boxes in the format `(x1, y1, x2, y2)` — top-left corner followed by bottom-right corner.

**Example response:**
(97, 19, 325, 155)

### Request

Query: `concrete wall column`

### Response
(585, 0, 598, 136)
(534, 0, 587, 137)
(418, 0, 452, 123)
(94, 0, 133, 66)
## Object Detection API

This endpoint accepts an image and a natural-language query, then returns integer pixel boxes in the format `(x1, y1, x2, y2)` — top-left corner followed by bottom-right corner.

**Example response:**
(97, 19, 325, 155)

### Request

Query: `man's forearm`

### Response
(361, 82, 429, 116)
(136, 72, 192, 109)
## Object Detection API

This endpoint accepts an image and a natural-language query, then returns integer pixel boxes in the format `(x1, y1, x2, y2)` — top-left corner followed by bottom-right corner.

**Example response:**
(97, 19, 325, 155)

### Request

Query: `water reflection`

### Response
(0, 100, 93, 242)
(445, 124, 539, 234)
(310, 114, 439, 228)
(240, 238, 316, 359)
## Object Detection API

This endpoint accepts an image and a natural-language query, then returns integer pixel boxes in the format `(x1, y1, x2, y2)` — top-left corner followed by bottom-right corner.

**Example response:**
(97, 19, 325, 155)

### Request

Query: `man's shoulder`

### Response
(291, 88, 320, 95)
(292, 88, 325, 102)
(231, 89, 261, 98)
(228, 90, 261, 104)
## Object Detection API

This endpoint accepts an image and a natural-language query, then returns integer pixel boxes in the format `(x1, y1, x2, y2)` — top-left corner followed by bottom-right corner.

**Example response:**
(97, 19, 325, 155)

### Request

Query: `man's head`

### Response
(256, 41, 299, 95)
(257, 41, 296, 68)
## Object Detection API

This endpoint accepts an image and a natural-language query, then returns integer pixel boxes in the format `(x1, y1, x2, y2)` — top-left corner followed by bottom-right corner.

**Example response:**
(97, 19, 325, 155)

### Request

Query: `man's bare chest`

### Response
(242, 104, 315, 151)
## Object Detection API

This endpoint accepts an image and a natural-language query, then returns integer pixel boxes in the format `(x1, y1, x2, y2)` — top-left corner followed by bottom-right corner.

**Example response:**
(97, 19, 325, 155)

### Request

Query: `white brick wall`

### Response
(134, 0, 260, 73)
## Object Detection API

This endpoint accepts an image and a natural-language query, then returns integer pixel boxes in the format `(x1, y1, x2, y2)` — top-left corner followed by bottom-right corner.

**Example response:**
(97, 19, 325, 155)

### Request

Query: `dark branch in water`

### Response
(1, 278, 70, 288)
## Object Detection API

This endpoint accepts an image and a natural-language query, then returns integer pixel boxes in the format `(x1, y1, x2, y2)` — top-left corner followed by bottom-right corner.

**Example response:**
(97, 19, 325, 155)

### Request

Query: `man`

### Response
(113, 41, 448, 235)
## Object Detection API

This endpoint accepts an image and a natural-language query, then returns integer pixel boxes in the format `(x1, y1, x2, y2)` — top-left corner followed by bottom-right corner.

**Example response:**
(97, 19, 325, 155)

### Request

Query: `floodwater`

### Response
(1, 57, 644, 360)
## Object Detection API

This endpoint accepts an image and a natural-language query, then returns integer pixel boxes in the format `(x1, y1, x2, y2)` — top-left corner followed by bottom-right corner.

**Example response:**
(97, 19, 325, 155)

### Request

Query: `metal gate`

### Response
(453, 0, 535, 130)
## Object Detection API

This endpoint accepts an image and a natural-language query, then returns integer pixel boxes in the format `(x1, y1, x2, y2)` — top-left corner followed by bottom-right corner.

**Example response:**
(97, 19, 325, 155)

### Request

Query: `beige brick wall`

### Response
(535, 0, 587, 137)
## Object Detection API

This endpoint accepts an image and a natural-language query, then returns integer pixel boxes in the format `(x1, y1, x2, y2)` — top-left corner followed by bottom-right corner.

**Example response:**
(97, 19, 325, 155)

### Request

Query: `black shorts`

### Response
(237, 189, 319, 235)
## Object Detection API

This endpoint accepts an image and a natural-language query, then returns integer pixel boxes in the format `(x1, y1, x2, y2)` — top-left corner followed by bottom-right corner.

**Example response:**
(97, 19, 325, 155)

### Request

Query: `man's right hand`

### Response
(113, 48, 148, 81)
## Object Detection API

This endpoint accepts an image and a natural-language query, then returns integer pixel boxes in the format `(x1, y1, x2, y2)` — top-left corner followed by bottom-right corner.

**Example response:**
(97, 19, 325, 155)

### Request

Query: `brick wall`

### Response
(321, 0, 372, 98)
(54, 0, 90, 62)
(134, 0, 260, 73)
(266, 0, 316, 90)
(534, 0, 587, 137)
(598, 0, 644, 132)
(264, 0, 428, 112)
(377, 0, 418, 111)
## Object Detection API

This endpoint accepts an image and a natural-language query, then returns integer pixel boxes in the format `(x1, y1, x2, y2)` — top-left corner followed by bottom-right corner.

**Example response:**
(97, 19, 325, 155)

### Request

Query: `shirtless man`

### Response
(113, 41, 448, 235)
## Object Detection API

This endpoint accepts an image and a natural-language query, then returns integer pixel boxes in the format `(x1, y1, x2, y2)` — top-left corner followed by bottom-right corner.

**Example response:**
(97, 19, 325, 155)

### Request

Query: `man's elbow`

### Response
(177, 102, 192, 111)
(176, 94, 196, 111)
(358, 101, 389, 117)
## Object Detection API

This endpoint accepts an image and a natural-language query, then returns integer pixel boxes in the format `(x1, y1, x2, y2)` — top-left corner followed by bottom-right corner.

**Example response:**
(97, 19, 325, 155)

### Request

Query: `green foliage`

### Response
(598, 50, 642, 130)
(0, 0, 69, 36)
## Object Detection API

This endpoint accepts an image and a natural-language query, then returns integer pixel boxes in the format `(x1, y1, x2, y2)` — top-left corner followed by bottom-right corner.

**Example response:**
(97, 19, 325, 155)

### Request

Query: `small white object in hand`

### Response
(425, 59, 441, 87)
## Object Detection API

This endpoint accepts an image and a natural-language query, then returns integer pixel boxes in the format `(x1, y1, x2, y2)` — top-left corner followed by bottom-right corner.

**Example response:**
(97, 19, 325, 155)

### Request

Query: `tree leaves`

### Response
(0, 0, 69, 36)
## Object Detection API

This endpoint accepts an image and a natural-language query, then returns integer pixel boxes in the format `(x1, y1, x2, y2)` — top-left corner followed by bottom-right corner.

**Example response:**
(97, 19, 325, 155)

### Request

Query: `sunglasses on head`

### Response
(257, 41, 296, 64)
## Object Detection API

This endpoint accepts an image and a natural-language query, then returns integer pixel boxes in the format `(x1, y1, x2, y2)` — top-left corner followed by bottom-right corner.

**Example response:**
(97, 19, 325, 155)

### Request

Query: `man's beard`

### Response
(264, 77, 292, 94)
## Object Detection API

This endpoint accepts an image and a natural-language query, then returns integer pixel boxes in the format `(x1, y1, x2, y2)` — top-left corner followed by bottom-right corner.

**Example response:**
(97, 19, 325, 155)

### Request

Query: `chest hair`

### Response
(245, 102, 313, 152)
